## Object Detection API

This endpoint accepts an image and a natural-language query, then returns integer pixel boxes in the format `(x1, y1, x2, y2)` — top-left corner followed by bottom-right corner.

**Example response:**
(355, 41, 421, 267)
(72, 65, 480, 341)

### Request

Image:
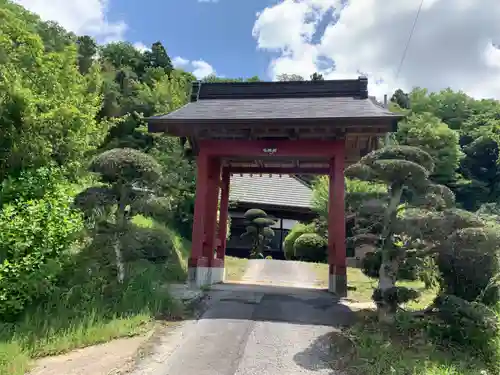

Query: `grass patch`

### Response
(309, 263, 436, 308)
(225, 256, 249, 282)
(0, 217, 191, 375)
(329, 310, 493, 375)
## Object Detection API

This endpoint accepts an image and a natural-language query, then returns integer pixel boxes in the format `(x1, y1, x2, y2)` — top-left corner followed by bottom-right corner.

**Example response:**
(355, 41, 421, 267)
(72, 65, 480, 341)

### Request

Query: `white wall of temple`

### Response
(270, 218, 299, 230)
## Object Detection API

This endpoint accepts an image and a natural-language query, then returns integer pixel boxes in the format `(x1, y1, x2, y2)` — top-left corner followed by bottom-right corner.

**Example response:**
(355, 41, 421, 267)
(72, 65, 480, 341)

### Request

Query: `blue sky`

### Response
(113, 0, 279, 79)
(12, 0, 500, 99)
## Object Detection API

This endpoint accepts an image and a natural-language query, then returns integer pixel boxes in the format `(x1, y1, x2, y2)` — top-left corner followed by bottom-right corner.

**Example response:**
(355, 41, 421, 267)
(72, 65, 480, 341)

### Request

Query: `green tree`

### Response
(390, 89, 410, 109)
(310, 72, 324, 81)
(74, 148, 162, 282)
(202, 75, 261, 83)
(0, 7, 108, 182)
(0, 171, 83, 319)
(77, 35, 98, 75)
(240, 209, 276, 259)
(345, 146, 446, 321)
(396, 112, 463, 184)
(142, 41, 173, 73)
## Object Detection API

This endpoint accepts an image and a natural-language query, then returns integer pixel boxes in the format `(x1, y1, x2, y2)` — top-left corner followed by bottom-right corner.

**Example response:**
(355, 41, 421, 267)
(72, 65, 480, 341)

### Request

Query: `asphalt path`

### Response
(131, 260, 354, 375)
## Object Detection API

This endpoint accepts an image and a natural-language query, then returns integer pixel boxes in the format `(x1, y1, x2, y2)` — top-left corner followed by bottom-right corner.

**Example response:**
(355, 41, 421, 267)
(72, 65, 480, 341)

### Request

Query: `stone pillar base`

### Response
(187, 257, 225, 288)
(328, 265, 347, 297)
(209, 258, 225, 284)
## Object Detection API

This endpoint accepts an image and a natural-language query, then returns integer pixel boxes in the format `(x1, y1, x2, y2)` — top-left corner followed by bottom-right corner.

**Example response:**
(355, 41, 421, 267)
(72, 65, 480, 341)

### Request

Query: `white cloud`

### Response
(253, 0, 500, 99)
(198, 0, 220, 3)
(13, 0, 127, 42)
(173, 56, 216, 79)
(133, 42, 149, 52)
(192, 60, 216, 79)
(172, 56, 190, 67)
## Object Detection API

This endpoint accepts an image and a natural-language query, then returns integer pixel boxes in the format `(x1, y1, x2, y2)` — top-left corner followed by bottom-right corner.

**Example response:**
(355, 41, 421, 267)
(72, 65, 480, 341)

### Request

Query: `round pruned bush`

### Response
(283, 223, 316, 260)
(121, 225, 175, 263)
(437, 226, 500, 306)
(361, 250, 421, 281)
(243, 208, 267, 222)
(132, 196, 173, 224)
(90, 148, 162, 185)
(360, 145, 435, 173)
(293, 233, 327, 262)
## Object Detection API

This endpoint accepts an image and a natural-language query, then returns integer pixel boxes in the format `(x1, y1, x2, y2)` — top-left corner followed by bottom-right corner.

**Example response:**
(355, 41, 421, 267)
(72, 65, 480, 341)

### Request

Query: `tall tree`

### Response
(396, 113, 463, 184)
(310, 72, 324, 81)
(0, 7, 108, 182)
(390, 89, 410, 109)
(142, 41, 173, 73)
(345, 146, 447, 322)
(77, 35, 98, 75)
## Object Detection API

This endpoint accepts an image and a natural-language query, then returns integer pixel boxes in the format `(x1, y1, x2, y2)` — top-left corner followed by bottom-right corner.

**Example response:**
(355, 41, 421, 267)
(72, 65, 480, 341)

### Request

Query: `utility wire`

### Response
(395, 0, 425, 81)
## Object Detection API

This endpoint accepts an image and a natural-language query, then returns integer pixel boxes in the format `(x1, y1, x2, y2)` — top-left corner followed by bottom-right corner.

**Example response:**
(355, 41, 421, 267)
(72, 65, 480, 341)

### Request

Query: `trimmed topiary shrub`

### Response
(431, 294, 500, 370)
(293, 233, 327, 262)
(240, 208, 275, 259)
(76, 147, 162, 283)
(132, 196, 173, 224)
(283, 223, 316, 260)
(122, 224, 175, 263)
(437, 226, 500, 306)
(361, 250, 421, 281)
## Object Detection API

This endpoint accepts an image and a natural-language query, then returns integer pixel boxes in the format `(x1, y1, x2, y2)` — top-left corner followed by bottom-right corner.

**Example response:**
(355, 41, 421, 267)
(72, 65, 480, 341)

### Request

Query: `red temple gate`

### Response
(147, 77, 402, 296)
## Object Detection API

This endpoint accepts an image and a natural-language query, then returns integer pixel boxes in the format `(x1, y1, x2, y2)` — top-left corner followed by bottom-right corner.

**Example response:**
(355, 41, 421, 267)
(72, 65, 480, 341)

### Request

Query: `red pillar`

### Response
(328, 144, 347, 297)
(203, 157, 221, 261)
(216, 167, 230, 261)
(189, 152, 210, 278)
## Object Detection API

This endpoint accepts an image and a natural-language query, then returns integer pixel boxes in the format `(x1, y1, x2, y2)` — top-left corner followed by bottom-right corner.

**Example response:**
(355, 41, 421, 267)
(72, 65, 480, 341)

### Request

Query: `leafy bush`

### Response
(361, 250, 422, 281)
(0, 166, 69, 204)
(437, 226, 500, 306)
(431, 294, 500, 371)
(372, 286, 420, 313)
(293, 233, 327, 262)
(0, 192, 83, 320)
(283, 223, 316, 260)
(122, 224, 175, 263)
(132, 196, 173, 224)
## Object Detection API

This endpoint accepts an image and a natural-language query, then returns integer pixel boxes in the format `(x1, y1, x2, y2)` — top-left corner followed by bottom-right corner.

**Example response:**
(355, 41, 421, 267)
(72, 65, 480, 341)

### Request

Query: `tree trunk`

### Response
(113, 235, 125, 283)
(377, 184, 403, 323)
(113, 183, 128, 284)
(377, 258, 400, 323)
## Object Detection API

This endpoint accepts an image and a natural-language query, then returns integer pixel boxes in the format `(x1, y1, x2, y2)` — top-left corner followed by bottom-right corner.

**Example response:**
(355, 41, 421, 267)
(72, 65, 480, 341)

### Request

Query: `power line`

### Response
(395, 0, 425, 81)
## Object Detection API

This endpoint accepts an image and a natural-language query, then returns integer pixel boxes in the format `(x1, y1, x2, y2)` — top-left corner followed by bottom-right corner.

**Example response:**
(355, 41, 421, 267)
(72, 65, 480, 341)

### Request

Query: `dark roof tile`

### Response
(197, 77, 368, 100)
(229, 174, 313, 209)
(151, 96, 397, 121)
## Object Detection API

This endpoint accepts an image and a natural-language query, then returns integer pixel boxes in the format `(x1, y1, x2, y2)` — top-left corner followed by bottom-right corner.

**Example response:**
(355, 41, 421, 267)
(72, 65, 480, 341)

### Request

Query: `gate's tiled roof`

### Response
(229, 174, 313, 209)
(148, 77, 400, 122)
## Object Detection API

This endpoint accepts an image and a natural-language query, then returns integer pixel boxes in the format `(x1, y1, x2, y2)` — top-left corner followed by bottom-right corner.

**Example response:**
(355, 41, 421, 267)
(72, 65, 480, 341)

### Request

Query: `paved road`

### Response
(132, 260, 354, 375)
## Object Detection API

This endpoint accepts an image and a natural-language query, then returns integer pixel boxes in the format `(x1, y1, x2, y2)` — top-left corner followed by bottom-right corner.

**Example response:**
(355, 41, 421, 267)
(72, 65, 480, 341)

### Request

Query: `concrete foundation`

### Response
(328, 273, 348, 297)
(188, 266, 225, 288)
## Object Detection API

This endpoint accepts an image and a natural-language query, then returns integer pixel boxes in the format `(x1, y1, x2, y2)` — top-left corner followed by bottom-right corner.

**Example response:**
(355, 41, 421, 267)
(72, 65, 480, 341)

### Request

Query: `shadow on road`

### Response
(191, 282, 356, 327)
(293, 330, 357, 373)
